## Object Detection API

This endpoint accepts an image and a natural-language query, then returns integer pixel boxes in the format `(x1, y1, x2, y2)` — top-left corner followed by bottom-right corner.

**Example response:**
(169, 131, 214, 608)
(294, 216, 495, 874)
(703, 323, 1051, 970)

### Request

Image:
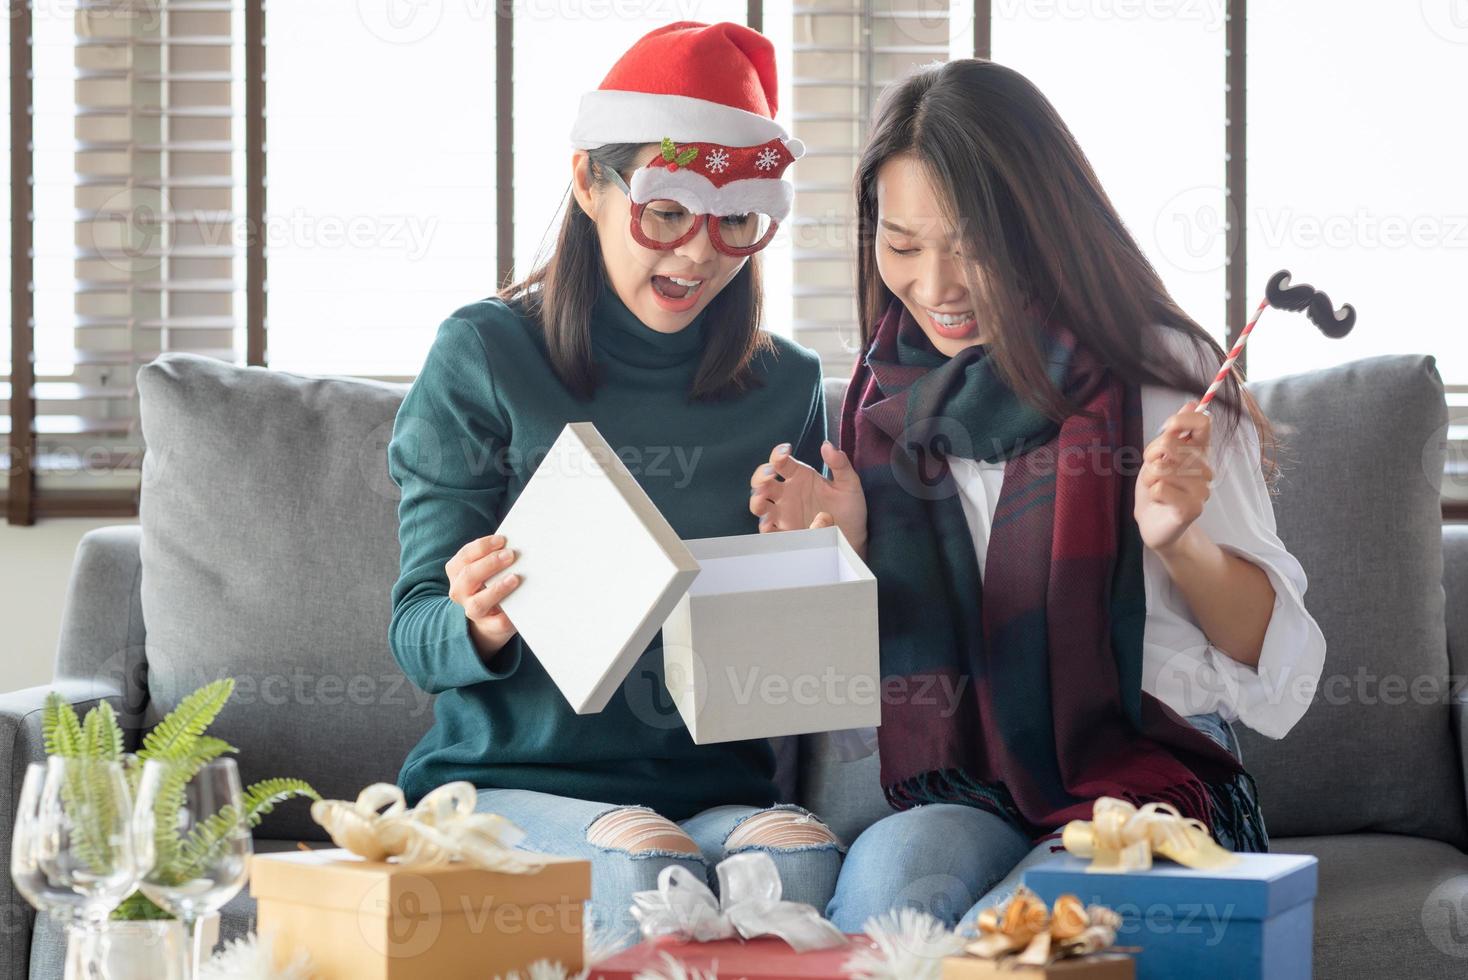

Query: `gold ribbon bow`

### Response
(309, 781, 543, 873)
(1060, 796, 1238, 872)
(964, 885, 1123, 967)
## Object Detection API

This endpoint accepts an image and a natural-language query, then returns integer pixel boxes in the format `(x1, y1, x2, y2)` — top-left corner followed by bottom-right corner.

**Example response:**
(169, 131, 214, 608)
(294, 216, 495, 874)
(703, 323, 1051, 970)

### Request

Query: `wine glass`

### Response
(10, 757, 145, 977)
(132, 757, 252, 979)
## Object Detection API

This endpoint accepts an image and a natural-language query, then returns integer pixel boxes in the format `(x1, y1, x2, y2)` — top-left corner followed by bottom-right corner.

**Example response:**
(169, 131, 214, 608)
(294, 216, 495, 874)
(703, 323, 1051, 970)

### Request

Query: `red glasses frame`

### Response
(604, 166, 779, 257)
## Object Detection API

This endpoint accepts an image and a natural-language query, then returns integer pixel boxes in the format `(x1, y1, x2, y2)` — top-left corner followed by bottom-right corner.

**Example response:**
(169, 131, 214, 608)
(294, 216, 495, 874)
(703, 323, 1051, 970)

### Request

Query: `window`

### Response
(265, 0, 497, 379)
(789, 0, 970, 378)
(7, 1, 1465, 521)
(993, 1, 1227, 341)
(1247, 1, 1467, 384)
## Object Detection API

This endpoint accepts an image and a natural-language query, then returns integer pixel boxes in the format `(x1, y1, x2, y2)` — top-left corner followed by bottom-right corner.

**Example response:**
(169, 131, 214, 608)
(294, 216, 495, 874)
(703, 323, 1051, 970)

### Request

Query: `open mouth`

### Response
(925, 308, 977, 339)
(651, 274, 707, 305)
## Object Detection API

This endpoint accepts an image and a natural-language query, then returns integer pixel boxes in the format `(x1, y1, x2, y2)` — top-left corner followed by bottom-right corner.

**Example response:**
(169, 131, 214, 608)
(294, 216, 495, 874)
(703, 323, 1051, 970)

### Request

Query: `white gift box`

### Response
(492, 422, 701, 713)
(662, 525, 880, 744)
(487, 422, 881, 743)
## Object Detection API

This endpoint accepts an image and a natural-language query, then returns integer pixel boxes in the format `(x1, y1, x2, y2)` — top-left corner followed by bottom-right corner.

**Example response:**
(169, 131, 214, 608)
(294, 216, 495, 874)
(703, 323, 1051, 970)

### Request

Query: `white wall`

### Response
(0, 517, 136, 694)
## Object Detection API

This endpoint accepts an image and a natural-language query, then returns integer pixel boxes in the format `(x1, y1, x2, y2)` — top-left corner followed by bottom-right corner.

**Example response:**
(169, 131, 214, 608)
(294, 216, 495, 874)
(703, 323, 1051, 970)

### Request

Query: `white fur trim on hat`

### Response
(570, 91, 790, 150)
(628, 165, 794, 223)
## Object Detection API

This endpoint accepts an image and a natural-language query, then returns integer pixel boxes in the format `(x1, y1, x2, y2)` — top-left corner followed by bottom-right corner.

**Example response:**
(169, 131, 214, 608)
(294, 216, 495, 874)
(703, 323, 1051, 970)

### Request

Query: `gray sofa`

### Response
(3, 351, 1466, 979)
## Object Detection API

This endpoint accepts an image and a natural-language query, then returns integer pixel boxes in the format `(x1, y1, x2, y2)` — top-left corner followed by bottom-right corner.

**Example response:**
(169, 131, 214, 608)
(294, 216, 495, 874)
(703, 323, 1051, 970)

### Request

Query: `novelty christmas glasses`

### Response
(600, 137, 797, 257)
(603, 166, 777, 256)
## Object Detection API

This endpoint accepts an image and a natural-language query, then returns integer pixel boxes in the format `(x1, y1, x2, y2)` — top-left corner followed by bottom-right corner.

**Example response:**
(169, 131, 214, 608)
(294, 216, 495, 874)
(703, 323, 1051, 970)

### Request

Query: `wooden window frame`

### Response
(6, 0, 1463, 523)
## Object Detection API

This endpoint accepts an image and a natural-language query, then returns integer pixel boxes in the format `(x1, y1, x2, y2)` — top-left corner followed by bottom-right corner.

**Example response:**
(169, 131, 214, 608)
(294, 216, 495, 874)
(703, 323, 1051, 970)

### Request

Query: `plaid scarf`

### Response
(840, 298, 1255, 842)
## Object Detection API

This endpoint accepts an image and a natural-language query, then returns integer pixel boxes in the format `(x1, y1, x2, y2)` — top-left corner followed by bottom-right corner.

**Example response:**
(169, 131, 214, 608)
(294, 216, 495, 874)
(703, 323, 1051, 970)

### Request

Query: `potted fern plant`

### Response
(42, 678, 318, 978)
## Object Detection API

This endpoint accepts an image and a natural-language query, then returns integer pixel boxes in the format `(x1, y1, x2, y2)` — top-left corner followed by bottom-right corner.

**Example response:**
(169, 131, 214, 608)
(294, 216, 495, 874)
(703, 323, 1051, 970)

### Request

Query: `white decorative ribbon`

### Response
(1061, 795, 1239, 872)
(630, 851, 847, 952)
(310, 781, 543, 873)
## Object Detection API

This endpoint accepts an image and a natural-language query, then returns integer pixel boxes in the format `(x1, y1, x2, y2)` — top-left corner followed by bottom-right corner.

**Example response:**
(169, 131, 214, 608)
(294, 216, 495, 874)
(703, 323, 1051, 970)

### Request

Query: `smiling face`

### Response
(873, 153, 992, 358)
(571, 144, 750, 334)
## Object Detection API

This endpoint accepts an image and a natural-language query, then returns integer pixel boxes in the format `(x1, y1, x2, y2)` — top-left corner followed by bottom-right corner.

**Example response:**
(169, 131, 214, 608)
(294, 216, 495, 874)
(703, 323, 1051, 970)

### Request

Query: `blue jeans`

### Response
(474, 788, 844, 948)
(825, 711, 1262, 933)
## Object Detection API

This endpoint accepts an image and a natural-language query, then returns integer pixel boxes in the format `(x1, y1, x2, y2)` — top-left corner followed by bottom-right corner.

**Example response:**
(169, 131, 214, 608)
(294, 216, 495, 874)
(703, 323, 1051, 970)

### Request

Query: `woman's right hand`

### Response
(749, 441, 868, 556)
(446, 534, 521, 658)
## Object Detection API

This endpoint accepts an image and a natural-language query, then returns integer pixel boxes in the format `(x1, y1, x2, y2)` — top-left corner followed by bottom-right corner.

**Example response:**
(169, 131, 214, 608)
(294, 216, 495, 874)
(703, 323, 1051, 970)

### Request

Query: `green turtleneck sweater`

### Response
(387, 285, 827, 817)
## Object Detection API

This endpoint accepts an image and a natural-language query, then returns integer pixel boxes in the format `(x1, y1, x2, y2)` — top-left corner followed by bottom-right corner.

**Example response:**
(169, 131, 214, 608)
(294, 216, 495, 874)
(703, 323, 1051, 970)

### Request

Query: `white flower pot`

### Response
(64, 912, 220, 980)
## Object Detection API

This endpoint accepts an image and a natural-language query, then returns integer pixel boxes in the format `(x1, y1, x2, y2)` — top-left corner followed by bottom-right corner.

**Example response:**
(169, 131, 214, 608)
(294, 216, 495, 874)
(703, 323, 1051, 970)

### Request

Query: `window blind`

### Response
(789, 0, 958, 380)
(3, 0, 244, 520)
(1447, 385, 1468, 517)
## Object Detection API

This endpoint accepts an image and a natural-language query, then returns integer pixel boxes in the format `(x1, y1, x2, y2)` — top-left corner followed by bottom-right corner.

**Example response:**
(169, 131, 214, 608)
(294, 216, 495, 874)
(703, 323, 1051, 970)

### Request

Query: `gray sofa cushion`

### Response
(1273, 833, 1468, 978)
(1239, 355, 1467, 849)
(137, 354, 432, 841)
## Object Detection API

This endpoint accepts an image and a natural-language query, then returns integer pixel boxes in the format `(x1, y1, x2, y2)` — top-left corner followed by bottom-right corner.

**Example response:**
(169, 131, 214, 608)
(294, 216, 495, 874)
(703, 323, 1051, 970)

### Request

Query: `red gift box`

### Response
(589, 934, 878, 979)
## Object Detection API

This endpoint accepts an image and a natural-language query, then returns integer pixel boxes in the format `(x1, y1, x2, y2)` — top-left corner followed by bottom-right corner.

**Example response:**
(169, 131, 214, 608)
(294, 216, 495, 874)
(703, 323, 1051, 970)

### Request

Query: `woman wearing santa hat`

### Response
(385, 22, 844, 943)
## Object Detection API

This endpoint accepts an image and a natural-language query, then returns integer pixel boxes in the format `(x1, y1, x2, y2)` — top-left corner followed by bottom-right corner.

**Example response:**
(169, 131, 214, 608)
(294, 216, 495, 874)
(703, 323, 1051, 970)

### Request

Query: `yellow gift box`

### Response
(940, 953, 1136, 979)
(250, 847, 591, 980)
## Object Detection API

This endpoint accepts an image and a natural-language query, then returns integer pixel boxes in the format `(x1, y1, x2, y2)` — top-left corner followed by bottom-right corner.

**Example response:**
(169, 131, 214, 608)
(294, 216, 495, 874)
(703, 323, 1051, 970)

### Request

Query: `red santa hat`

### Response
(570, 21, 805, 223)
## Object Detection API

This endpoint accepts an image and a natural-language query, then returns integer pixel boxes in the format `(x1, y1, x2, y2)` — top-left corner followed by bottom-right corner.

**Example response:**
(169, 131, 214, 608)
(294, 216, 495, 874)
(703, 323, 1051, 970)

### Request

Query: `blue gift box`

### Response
(1023, 853, 1317, 980)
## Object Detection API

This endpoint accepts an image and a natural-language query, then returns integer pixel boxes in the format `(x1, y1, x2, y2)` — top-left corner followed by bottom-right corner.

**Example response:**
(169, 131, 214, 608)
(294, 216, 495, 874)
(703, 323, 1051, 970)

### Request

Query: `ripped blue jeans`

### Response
(474, 788, 845, 949)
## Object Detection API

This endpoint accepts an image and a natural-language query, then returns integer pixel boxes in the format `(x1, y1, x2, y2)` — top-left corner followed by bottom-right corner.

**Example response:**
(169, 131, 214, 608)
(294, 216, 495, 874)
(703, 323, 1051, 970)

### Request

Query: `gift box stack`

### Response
(249, 781, 593, 980)
(252, 847, 591, 980)
(1018, 798, 1319, 980)
(1022, 852, 1317, 980)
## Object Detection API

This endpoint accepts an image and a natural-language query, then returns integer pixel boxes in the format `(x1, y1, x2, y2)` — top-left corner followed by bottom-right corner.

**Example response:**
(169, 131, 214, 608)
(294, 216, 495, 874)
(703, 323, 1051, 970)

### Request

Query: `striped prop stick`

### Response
(1196, 269, 1357, 415)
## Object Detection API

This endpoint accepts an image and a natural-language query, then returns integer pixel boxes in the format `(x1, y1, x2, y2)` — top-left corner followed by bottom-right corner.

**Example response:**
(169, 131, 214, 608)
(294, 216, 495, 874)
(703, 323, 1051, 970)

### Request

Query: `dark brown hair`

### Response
(856, 59, 1276, 472)
(499, 142, 772, 402)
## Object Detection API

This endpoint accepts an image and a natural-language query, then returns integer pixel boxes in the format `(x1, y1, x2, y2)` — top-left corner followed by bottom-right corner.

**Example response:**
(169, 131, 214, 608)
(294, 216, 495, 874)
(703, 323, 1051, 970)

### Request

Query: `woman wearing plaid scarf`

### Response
(749, 59, 1326, 931)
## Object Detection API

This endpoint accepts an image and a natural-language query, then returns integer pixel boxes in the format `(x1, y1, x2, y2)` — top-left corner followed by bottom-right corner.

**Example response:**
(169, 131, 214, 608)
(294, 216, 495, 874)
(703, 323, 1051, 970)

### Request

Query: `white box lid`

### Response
(491, 422, 700, 714)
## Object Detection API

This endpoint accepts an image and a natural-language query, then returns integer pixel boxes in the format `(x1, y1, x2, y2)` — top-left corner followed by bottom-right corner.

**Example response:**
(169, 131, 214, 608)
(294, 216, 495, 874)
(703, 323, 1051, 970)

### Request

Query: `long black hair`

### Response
(856, 59, 1277, 473)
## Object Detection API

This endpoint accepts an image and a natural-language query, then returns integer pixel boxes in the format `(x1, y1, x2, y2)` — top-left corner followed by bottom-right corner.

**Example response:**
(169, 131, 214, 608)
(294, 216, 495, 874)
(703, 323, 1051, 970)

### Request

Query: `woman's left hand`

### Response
(1134, 400, 1214, 554)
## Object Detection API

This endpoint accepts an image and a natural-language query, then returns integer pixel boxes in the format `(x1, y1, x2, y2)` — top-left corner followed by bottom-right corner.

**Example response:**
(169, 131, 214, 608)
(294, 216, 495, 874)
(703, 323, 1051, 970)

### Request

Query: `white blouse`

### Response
(827, 330, 1326, 760)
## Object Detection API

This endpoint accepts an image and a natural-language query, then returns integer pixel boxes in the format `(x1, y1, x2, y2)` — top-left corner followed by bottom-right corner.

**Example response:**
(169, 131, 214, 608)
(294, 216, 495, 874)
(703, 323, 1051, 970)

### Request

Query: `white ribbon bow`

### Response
(630, 851, 847, 952)
(310, 781, 543, 873)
